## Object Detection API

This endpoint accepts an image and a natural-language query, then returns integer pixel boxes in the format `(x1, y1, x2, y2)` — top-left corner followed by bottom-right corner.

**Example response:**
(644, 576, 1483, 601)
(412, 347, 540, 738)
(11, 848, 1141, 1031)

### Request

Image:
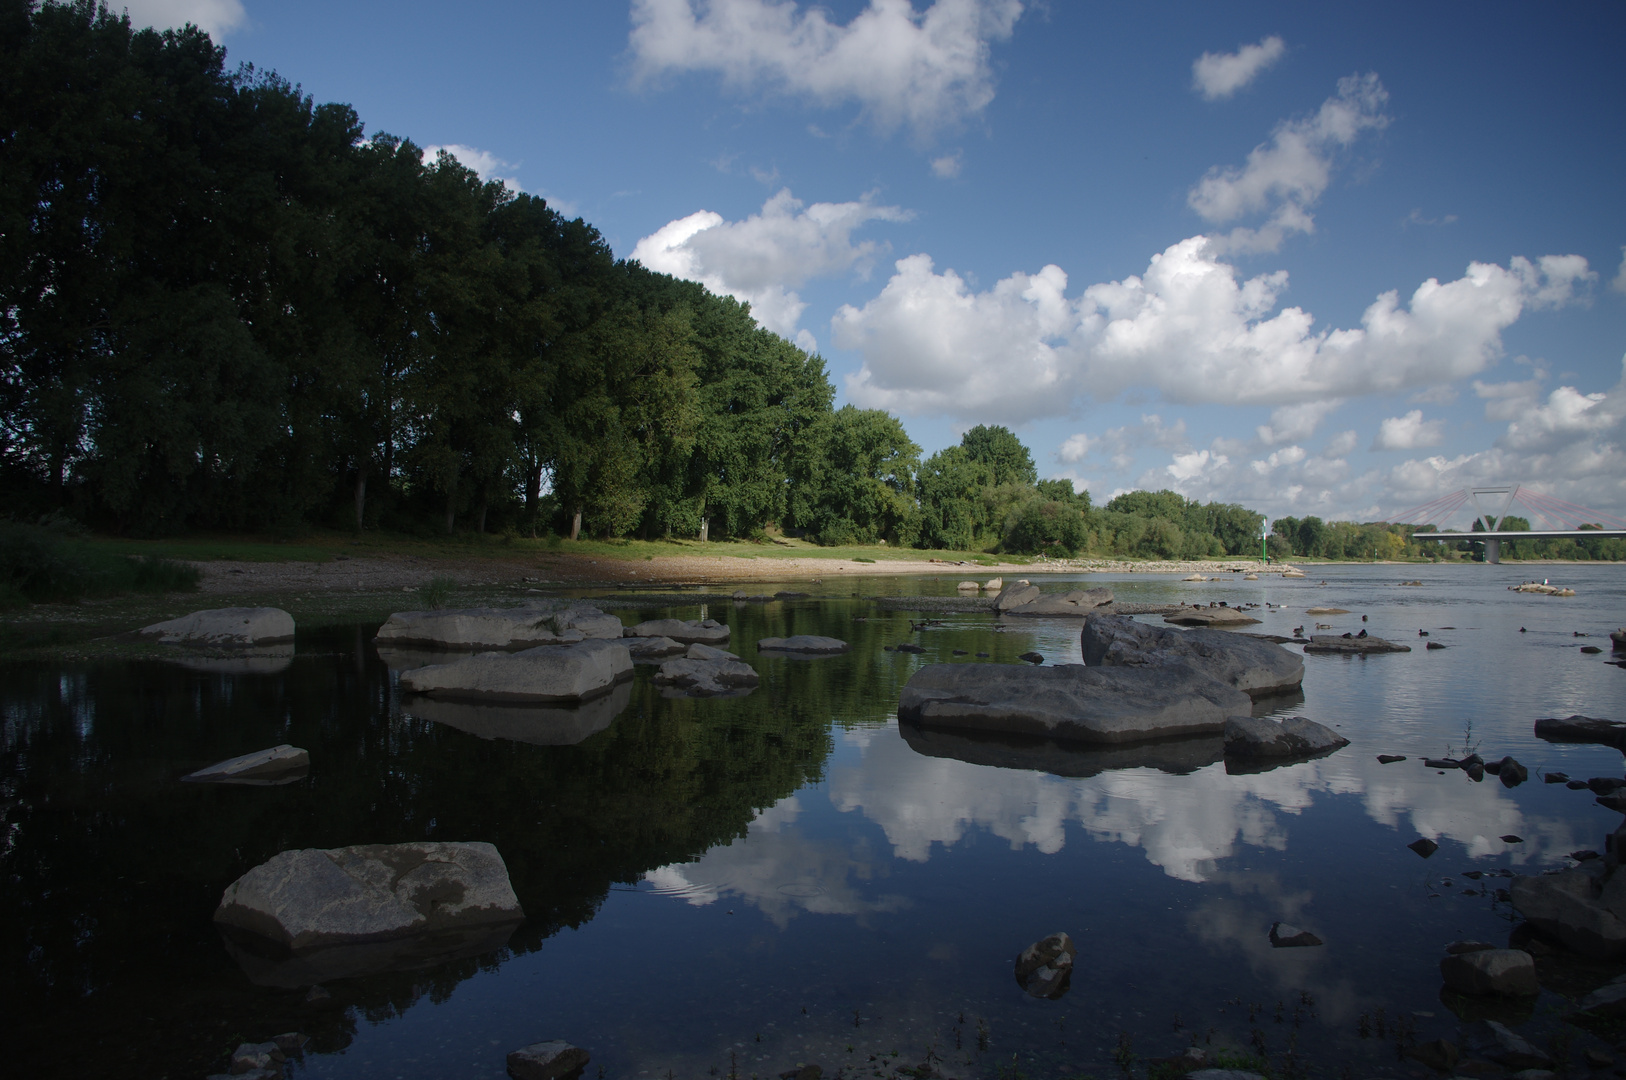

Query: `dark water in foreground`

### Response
(5, 564, 1626, 1078)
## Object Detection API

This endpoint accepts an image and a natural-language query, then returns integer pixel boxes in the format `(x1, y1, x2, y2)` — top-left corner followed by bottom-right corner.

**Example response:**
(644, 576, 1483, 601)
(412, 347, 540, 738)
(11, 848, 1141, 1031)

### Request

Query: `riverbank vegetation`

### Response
(5, 3, 1618, 569)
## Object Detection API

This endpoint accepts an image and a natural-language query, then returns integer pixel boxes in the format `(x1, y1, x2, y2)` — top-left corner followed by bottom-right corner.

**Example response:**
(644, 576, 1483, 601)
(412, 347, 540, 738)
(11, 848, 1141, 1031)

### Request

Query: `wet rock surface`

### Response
(1222, 715, 1349, 760)
(398, 640, 633, 703)
(653, 644, 760, 696)
(1535, 715, 1626, 751)
(1303, 634, 1410, 654)
(139, 606, 295, 647)
(507, 1040, 590, 1080)
(1002, 587, 1115, 617)
(898, 661, 1249, 744)
(625, 618, 730, 645)
(376, 601, 620, 650)
(1013, 931, 1075, 998)
(182, 744, 310, 785)
(756, 635, 850, 654)
(1163, 606, 1262, 628)
(1080, 614, 1304, 698)
(1440, 948, 1539, 996)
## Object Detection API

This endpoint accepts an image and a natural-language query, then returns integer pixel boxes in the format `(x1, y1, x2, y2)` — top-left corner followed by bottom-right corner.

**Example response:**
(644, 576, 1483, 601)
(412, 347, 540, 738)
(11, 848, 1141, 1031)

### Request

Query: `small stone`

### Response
(1268, 922, 1323, 947)
(896, 643, 926, 654)
(1572, 850, 1602, 861)
(1018, 652, 1044, 665)
(1425, 757, 1461, 769)
(1569, 780, 1592, 790)
(1546, 771, 1570, 783)
(1377, 754, 1407, 763)
(507, 1041, 590, 1080)
(976, 652, 990, 657)
(1465, 762, 1486, 782)
(1410, 837, 1440, 858)
(1583, 646, 1604, 654)
(1496, 758, 1529, 787)
(1427, 641, 1447, 650)
(952, 649, 968, 655)
(1014, 931, 1076, 999)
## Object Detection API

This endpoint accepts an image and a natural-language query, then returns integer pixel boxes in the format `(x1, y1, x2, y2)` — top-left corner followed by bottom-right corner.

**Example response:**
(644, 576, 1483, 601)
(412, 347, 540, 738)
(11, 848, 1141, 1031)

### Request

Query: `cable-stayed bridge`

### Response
(1389, 485, 1626, 563)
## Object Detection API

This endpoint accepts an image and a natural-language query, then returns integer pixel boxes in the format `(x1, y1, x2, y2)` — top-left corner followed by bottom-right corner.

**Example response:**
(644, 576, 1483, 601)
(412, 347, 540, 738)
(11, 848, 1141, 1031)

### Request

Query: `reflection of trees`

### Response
(0, 622, 834, 1077)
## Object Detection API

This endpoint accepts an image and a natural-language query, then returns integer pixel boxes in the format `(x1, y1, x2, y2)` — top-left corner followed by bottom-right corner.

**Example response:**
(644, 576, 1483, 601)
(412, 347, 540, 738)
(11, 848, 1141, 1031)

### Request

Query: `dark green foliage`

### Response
(959, 424, 1037, 486)
(0, 521, 199, 605)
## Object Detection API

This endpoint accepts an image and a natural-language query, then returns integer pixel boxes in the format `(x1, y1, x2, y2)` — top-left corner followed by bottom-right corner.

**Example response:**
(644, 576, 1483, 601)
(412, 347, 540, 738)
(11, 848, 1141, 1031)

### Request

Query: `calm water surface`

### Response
(5, 563, 1626, 1078)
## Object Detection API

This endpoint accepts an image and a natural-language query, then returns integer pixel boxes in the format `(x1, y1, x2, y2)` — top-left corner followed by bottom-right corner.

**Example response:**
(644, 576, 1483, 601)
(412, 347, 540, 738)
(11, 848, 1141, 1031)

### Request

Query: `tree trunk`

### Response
(699, 517, 709, 543)
(570, 508, 582, 542)
(443, 470, 458, 535)
(353, 461, 369, 532)
(477, 497, 488, 534)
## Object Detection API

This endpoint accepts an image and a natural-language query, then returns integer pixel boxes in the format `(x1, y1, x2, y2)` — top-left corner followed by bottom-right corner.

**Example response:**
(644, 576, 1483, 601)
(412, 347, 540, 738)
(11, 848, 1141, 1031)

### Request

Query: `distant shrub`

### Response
(0, 523, 200, 605)
(416, 575, 458, 609)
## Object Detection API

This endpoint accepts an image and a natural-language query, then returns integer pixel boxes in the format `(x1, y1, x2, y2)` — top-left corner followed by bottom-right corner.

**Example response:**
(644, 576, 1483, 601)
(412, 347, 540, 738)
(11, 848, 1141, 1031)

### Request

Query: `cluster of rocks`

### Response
(955, 576, 1003, 592)
(899, 614, 1345, 771)
(652, 643, 761, 696)
(1512, 581, 1577, 596)
(992, 580, 1115, 617)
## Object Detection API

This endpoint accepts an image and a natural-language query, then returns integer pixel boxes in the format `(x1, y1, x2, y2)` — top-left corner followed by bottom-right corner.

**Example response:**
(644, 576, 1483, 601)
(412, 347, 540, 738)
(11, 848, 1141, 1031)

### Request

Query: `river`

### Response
(4, 562, 1625, 1078)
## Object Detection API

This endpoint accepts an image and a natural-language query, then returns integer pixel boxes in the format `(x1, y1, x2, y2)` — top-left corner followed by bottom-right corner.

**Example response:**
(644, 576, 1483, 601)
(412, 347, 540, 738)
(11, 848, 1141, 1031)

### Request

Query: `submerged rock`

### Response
(1081, 614, 1304, 698)
(1014, 931, 1075, 999)
(1223, 716, 1348, 761)
(624, 618, 730, 646)
(1510, 868, 1626, 957)
(139, 606, 295, 647)
(898, 662, 1249, 745)
(1441, 949, 1539, 996)
(507, 1041, 590, 1080)
(757, 635, 850, 655)
(398, 640, 632, 703)
(214, 841, 524, 952)
(182, 745, 309, 786)
(1303, 634, 1410, 654)
(376, 602, 621, 651)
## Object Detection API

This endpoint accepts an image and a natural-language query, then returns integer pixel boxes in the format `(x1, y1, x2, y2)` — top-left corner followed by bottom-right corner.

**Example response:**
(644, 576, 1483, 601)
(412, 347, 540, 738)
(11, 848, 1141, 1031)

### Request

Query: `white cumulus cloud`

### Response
(1188, 73, 1389, 253)
(1373, 409, 1446, 450)
(1257, 400, 1338, 445)
(1191, 35, 1285, 100)
(119, 0, 245, 37)
(633, 188, 911, 345)
(1611, 246, 1626, 296)
(838, 236, 1592, 422)
(930, 150, 963, 178)
(628, 0, 1024, 138)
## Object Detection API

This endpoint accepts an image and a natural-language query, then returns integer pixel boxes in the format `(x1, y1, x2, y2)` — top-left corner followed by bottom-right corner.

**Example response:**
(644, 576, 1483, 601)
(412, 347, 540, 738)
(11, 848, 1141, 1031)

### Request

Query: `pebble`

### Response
(1377, 754, 1407, 763)
(1409, 837, 1439, 858)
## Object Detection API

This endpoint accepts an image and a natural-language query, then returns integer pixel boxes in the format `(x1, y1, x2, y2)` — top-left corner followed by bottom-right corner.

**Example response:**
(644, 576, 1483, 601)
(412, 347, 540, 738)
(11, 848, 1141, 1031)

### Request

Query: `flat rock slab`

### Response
(1510, 869, 1626, 957)
(1003, 588, 1115, 618)
(1535, 715, 1626, 751)
(214, 841, 524, 951)
(140, 607, 295, 647)
(900, 723, 1223, 778)
(403, 683, 631, 746)
(1224, 716, 1348, 760)
(898, 661, 1250, 745)
(1081, 614, 1304, 698)
(375, 602, 621, 651)
(625, 618, 730, 645)
(757, 635, 850, 655)
(398, 640, 632, 704)
(508, 1041, 590, 1080)
(1304, 607, 1349, 615)
(1163, 607, 1261, 628)
(183, 744, 310, 785)
(1303, 634, 1410, 654)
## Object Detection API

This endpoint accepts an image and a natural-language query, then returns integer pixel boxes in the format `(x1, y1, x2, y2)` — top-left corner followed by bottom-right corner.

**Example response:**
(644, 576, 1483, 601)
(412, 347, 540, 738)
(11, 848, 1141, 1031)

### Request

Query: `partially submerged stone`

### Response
(1223, 716, 1348, 761)
(654, 644, 759, 697)
(375, 601, 621, 651)
(508, 1041, 590, 1080)
(1163, 607, 1261, 628)
(626, 635, 685, 663)
(404, 682, 632, 746)
(140, 607, 295, 647)
(183, 744, 310, 785)
(214, 841, 524, 952)
(992, 582, 1040, 612)
(398, 640, 633, 703)
(757, 635, 850, 655)
(624, 618, 730, 645)
(1510, 868, 1626, 957)
(1081, 614, 1304, 698)
(898, 662, 1249, 745)
(1440, 949, 1538, 996)
(1014, 932, 1075, 999)
(1002, 588, 1115, 618)
(1303, 634, 1410, 654)
(1535, 715, 1626, 752)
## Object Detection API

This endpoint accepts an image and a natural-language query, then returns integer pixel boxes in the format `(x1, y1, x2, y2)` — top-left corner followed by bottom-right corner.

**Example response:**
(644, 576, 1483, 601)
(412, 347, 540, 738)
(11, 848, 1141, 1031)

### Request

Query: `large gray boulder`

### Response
(403, 682, 632, 746)
(214, 841, 524, 951)
(897, 662, 1249, 744)
(140, 607, 295, 647)
(375, 601, 621, 651)
(1081, 614, 1304, 697)
(624, 618, 730, 646)
(1003, 588, 1115, 618)
(183, 745, 309, 785)
(1223, 716, 1348, 760)
(1510, 868, 1626, 957)
(757, 635, 850, 654)
(398, 639, 632, 703)
(992, 582, 1040, 612)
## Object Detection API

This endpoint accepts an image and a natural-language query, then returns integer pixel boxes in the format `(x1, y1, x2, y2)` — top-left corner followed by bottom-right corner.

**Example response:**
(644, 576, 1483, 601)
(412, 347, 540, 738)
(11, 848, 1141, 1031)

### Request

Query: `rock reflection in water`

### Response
(401, 681, 632, 745)
(898, 720, 1223, 777)
(166, 645, 296, 676)
(219, 919, 523, 988)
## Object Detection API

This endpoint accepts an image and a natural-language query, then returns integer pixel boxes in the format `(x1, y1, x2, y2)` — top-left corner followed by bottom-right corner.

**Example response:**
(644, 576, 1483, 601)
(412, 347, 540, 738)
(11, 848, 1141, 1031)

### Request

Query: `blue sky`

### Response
(126, 1, 1626, 523)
